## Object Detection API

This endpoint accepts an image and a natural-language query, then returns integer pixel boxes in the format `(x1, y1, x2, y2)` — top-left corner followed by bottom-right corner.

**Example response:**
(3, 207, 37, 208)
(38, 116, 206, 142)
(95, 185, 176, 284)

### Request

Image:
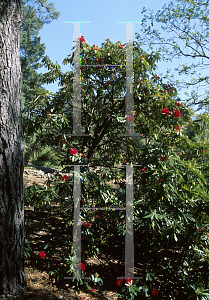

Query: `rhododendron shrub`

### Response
(24, 38, 209, 299)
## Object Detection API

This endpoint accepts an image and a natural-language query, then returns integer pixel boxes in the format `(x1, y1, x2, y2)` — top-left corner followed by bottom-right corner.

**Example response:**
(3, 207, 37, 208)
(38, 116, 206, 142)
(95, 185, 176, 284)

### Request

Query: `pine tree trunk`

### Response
(0, 1, 27, 299)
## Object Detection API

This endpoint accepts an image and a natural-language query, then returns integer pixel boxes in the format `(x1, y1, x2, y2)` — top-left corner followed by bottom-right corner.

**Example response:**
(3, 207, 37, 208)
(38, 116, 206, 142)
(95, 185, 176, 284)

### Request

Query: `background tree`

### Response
(21, 2, 46, 108)
(139, 0, 209, 112)
(21, 0, 60, 107)
(24, 0, 59, 24)
(21, 0, 59, 166)
(0, 1, 26, 299)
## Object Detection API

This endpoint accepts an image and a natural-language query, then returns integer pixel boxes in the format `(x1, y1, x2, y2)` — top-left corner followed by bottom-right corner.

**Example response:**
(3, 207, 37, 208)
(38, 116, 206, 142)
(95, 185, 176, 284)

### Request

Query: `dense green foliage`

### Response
(24, 37, 209, 299)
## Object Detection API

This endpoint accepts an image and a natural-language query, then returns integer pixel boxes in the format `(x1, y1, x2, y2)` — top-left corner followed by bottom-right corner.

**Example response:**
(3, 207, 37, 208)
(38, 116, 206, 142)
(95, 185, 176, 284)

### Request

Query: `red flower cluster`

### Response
(151, 289, 159, 297)
(153, 75, 160, 80)
(161, 108, 182, 118)
(119, 44, 125, 49)
(160, 157, 167, 162)
(78, 35, 85, 43)
(161, 107, 169, 115)
(60, 175, 69, 182)
(115, 279, 123, 287)
(95, 58, 102, 63)
(64, 141, 68, 144)
(55, 136, 61, 143)
(172, 110, 181, 118)
(137, 79, 144, 86)
(163, 89, 169, 94)
(69, 148, 78, 155)
(96, 215, 100, 218)
(126, 115, 134, 121)
(92, 44, 99, 50)
(157, 178, 161, 183)
(125, 277, 132, 285)
(38, 251, 46, 259)
(82, 222, 91, 228)
(175, 101, 182, 106)
(78, 262, 85, 271)
(141, 167, 146, 172)
(202, 149, 206, 153)
(175, 125, 179, 131)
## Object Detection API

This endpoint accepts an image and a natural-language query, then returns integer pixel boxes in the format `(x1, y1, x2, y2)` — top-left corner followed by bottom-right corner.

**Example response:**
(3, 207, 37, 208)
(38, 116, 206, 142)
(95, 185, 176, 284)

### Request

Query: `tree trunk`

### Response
(23, 139, 40, 167)
(0, 1, 27, 299)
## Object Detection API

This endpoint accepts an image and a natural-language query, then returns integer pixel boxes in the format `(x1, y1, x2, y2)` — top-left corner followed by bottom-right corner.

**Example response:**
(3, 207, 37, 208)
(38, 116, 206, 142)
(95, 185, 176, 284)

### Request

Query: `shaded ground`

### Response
(23, 165, 122, 300)
(25, 267, 119, 300)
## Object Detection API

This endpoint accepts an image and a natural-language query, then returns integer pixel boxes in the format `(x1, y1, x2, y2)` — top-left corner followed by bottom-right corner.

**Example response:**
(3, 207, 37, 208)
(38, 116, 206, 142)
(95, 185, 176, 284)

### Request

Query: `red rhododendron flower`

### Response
(126, 115, 134, 121)
(60, 175, 69, 182)
(160, 157, 167, 162)
(69, 148, 78, 155)
(141, 168, 146, 172)
(137, 79, 143, 84)
(161, 108, 169, 115)
(96, 215, 100, 218)
(82, 222, 91, 228)
(175, 125, 179, 131)
(78, 262, 85, 271)
(170, 143, 173, 147)
(125, 277, 132, 285)
(151, 290, 159, 297)
(157, 178, 161, 183)
(38, 251, 46, 259)
(115, 279, 123, 287)
(92, 44, 99, 50)
(198, 227, 201, 231)
(78, 35, 85, 43)
(92, 289, 95, 292)
(172, 110, 182, 118)
(64, 141, 68, 144)
(202, 149, 206, 153)
(175, 101, 182, 106)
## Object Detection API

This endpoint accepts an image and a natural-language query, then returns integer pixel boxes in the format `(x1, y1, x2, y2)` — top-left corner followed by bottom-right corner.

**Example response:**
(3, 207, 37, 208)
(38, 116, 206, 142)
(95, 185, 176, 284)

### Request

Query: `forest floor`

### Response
(24, 266, 119, 300)
(23, 165, 122, 300)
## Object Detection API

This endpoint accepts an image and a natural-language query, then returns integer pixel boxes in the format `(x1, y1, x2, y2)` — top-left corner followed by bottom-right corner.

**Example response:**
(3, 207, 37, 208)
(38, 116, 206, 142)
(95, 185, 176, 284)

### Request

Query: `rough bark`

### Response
(0, 1, 27, 299)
